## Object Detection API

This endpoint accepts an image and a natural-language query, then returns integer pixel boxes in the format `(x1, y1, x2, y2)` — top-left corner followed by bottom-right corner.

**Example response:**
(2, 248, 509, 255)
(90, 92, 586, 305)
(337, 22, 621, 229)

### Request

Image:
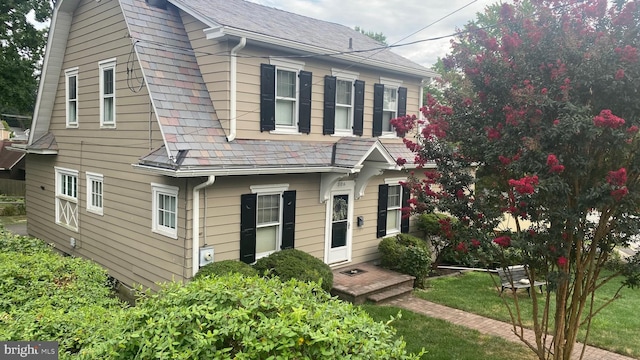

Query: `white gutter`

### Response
(192, 176, 216, 277)
(203, 26, 436, 79)
(227, 37, 246, 142)
(132, 163, 357, 177)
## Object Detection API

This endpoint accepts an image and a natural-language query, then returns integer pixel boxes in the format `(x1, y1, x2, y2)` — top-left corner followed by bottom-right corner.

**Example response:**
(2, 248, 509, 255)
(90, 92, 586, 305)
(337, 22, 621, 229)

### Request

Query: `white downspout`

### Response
(227, 37, 246, 142)
(192, 176, 216, 277)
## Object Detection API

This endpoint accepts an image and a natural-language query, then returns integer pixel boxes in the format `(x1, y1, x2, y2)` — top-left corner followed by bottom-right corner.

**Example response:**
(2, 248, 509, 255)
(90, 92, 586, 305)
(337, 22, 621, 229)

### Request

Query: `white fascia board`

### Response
(353, 141, 400, 169)
(29, 5, 75, 145)
(203, 26, 435, 79)
(132, 164, 357, 178)
(7, 145, 58, 155)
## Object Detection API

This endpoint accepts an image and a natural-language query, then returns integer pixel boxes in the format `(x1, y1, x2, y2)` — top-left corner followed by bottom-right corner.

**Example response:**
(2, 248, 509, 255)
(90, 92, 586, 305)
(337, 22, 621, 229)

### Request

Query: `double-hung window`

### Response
(256, 193, 282, 257)
(240, 184, 297, 264)
(373, 78, 407, 137)
(275, 69, 297, 128)
(377, 178, 410, 238)
(152, 183, 178, 239)
(382, 87, 398, 133)
(55, 167, 79, 231)
(99, 59, 116, 128)
(386, 184, 402, 233)
(86, 172, 103, 215)
(65, 68, 78, 128)
(335, 79, 353, 132)
(260, 59, 312, 134)
(323, 69, 364, 136)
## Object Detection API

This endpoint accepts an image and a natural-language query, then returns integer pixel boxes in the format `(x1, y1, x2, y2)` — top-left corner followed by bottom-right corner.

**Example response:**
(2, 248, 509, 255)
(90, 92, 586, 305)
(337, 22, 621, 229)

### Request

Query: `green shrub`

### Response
(1, 204, 17, 216)
(254, 249, 333, 292)
(0, 236, 125, 359)
(379, 234, 432, 286)
(81, 275, 421, 360)
(0, 233, 51, 254)
(194, 259, 258, 280)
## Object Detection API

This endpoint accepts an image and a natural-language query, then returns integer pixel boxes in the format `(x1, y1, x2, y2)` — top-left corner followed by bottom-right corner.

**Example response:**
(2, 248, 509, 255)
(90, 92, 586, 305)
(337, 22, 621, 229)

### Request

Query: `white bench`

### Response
(496, 265, 546, 296)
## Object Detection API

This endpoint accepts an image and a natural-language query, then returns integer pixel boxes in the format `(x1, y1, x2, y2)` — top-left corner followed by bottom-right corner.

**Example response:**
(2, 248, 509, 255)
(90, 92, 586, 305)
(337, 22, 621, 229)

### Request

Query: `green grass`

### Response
(414, 271, 640, 358)
(0, 215, 26, 226)
(361, 304, 538, 360)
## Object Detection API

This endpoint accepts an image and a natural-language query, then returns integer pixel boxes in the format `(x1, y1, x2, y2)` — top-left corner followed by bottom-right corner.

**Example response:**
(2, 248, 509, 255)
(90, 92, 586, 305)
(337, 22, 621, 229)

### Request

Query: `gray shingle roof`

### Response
(170, 0, 429, 74)
(120, 0, 417, 173)
(28, 132, 58, 151)
(138, 137, 410, 171)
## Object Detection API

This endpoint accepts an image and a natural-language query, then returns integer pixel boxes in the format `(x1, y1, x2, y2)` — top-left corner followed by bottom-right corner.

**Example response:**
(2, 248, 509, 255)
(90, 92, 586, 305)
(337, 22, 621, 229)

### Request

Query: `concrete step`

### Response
(367, 285, 414, 303)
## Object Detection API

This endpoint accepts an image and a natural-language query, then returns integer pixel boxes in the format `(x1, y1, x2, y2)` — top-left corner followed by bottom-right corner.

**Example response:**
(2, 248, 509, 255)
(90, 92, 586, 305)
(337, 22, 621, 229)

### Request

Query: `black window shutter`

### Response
(377, 184, 388, 238)
(260, 64, 276, 132)
(401, 185, 410, 233)
(298, 71, 312, 134)
(398, 87, 407, 117)
(353, 80, 365, 136)
(240, 193, 257, 264)
(323, 76, 336, 135)
(373, 83, 384, 137)
(281, 190, 296, 249)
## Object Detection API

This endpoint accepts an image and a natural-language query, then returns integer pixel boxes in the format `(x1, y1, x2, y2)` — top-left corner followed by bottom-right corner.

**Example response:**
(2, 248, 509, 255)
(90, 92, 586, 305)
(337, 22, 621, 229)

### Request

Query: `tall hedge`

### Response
(0, 233, 125, 359)
(82, 274, 421, 359)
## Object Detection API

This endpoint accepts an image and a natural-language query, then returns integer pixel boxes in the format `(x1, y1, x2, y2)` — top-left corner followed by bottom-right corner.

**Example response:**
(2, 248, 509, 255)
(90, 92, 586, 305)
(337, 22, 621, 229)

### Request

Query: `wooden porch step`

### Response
(366, 285, 414, 303)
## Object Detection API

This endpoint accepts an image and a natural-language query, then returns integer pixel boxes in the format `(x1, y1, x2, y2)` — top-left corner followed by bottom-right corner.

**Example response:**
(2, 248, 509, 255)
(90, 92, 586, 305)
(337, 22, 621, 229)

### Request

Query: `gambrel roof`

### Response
(27, 0, 429, 176)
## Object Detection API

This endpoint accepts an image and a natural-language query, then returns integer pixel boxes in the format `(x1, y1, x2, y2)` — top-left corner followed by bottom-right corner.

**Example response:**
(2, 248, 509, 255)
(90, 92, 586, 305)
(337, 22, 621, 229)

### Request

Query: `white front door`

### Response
(325, 181, 354, 265)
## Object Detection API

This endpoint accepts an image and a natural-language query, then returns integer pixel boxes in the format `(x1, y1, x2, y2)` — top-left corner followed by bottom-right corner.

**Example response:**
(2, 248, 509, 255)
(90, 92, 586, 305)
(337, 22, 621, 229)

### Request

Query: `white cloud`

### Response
(249, 0, 493, 68)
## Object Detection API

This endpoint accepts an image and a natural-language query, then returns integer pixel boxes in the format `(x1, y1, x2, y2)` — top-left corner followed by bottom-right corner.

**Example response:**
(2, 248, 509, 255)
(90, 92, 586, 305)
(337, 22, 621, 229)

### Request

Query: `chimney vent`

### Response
(348, 38, 353, 50)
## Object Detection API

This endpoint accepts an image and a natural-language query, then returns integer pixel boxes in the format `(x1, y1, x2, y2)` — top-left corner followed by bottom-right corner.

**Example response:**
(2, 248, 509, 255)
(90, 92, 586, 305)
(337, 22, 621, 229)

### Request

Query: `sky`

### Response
(250, 0, 496, 68)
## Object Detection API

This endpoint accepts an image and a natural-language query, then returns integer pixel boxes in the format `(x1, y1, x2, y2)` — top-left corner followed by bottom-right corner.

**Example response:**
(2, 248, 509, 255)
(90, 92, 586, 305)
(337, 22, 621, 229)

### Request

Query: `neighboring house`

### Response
(0, 141, 26, 181)
(16, 0, 436, 288)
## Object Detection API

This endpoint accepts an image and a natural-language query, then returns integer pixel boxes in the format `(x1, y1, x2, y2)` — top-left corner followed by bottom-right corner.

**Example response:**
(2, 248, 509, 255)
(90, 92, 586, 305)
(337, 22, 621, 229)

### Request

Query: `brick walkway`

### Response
(386, 296, 635, 360)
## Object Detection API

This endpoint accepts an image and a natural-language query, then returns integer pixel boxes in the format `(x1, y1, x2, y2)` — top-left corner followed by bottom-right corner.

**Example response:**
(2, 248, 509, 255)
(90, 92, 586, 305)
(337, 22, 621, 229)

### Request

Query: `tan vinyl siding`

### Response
(181, 12, 231, 137)
(198, 171, 412, 268)
(180, 11, 423, 144)
(232, 44, 424, 142)
(26, 0, 187, 289)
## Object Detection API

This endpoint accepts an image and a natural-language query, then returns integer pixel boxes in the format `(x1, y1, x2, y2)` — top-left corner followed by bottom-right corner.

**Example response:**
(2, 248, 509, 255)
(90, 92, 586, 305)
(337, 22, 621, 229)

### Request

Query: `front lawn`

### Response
(362, 305, 537, 360)
(415, 271, 640, 358)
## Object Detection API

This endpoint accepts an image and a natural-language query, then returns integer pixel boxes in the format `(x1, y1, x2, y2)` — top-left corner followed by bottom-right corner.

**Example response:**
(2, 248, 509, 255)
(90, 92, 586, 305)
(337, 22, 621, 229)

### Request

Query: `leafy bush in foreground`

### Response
(254, 248, 333, 291)
(194, 259, 258, 280)
(81, 274, 420, 360)
(0, 233, 125, 359)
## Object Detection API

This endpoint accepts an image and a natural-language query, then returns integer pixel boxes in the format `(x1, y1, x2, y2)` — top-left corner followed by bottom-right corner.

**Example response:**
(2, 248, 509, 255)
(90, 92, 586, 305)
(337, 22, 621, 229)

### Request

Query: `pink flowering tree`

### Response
(392, 1, 640, 359)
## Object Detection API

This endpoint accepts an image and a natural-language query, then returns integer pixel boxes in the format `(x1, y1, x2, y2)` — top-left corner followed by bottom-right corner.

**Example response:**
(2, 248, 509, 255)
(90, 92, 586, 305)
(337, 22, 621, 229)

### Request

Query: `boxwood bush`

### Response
(379, 234, 432, 286)
(253, 249, 333, 292)
(194, 259, 258, 280)
(81, 274, 421, 359)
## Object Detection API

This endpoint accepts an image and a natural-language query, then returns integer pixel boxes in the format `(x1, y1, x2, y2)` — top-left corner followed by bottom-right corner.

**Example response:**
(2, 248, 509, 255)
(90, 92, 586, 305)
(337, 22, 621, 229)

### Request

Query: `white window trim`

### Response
(379, 77, 403, 139)
(65, 67, 79, 128)
(380, 77, 403, 88)
(269, 58, 304, 135)
(250, 183, 290, 194)
(99, 58, 116, 128)
(55, 167, 79, 232)
(333, 73, 357, 137)
(384, 177, 407, 237)
(151, 183, 179, 239)
(86, 172, 104, 216)
(251, 183, 289, 259)
(332, 68, 359, 82)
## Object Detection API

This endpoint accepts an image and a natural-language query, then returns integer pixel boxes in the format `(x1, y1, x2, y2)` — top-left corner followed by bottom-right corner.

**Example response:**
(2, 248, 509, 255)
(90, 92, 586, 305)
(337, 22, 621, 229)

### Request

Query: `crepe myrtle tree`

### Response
(392, 0, 640, 359)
